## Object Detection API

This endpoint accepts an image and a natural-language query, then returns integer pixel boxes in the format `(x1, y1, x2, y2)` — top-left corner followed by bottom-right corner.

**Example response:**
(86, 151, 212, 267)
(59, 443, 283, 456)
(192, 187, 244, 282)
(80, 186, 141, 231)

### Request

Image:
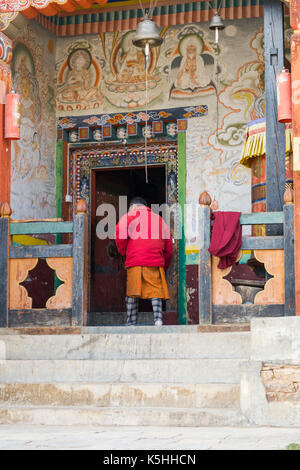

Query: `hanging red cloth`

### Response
(209, 211, 242, 269)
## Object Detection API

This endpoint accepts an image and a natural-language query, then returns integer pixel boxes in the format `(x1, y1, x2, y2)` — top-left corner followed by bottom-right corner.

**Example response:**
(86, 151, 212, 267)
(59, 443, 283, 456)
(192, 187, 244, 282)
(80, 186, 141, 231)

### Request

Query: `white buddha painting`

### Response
(170, 34, 216, 98)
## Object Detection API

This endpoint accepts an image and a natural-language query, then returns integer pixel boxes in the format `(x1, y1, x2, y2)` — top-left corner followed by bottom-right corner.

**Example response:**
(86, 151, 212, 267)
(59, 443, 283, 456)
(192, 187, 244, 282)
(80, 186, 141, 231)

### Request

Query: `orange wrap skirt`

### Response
(126, 266, 170, 300)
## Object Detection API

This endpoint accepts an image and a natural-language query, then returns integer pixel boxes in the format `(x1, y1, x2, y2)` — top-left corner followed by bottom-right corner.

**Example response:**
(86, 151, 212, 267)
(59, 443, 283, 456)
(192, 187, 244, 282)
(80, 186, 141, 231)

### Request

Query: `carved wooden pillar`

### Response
(72, 199, 88, 326)
(290, 0, 300, 315)
(198, 191, 212, 324)
(0, 32, 12, 206)
(264, 0, 286, 235)
(0, 202, 12, 327)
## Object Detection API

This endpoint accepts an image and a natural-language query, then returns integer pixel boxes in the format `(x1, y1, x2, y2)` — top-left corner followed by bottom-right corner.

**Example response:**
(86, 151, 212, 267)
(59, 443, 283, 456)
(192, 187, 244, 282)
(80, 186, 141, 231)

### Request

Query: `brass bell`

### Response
(132, 18, 163, 49)
(209, 12, 225, 43)
(209, 12, 225, 31)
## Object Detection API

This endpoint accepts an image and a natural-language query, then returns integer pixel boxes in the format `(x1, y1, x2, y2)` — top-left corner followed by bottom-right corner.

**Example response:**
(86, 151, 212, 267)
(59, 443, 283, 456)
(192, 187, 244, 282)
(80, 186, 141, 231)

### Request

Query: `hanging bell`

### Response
(132, 18, 163, 49)
(209, 12, 225, 44)
(209, 12, 225, 31)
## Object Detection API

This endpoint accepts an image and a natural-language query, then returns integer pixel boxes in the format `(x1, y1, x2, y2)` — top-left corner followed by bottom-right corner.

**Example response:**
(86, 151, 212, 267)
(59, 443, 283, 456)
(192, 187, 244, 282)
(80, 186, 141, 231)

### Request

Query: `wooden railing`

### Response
(198, 189, 295, 324)
(0, 200, 88, 328)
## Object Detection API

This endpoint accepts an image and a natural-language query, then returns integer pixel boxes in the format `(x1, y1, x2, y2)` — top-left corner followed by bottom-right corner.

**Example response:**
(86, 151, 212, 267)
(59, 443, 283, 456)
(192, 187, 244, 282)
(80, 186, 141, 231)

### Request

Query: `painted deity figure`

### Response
(117, 47, 147, 83)
(176, 44, 209, 89)
(58, 48, 102, 103)
(171, 34, 215, 98)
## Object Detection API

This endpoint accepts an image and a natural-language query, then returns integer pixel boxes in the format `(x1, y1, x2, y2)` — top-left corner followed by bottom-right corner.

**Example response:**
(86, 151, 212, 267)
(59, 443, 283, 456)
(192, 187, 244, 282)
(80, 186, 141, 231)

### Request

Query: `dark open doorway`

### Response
(89, 165, 167, 325)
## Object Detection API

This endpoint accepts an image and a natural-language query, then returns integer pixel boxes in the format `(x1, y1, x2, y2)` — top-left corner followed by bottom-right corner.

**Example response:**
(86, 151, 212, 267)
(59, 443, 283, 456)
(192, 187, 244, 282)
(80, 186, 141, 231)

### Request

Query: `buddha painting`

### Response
(170, 34, 216, 99)
(104, 31, 162, 109)
(57, 48, 103, 112)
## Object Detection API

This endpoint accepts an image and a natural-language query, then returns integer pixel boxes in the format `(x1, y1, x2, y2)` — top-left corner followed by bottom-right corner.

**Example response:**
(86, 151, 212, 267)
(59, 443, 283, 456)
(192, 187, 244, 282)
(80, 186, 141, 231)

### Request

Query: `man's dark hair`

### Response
(129, 197, 147, 208)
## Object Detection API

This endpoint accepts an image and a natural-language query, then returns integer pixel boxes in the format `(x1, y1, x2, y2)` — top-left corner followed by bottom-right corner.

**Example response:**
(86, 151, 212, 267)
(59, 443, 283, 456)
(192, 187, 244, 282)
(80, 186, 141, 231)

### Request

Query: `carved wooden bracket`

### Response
(254, 250, 285, 304)
(211, 253, 243, 305)
(45, 257, 73, 309)
(9, 258, 38, 310)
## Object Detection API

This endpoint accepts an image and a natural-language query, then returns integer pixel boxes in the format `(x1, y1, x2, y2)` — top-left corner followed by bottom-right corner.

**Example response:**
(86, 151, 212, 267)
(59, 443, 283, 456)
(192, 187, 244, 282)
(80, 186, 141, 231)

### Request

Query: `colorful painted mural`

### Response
(55, 18, 263, 246)
(10, 15, 265, 234)
(10, 22, 56, 220)
(57, 41, 103, 112)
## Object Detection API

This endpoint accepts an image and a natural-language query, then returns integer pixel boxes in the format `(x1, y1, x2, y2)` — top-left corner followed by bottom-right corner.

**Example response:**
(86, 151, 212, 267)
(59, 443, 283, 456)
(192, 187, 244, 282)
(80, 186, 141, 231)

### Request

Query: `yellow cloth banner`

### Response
(240, 119, 293, 168)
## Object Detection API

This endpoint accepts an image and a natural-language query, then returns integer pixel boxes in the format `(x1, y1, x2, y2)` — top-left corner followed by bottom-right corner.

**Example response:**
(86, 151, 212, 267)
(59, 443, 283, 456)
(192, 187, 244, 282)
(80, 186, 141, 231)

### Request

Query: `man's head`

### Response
(129, 197, 147, 212)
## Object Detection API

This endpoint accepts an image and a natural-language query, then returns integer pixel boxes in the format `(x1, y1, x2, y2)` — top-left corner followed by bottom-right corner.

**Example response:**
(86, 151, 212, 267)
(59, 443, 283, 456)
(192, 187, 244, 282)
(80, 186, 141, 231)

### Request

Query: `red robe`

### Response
(209, 211, 242, 269)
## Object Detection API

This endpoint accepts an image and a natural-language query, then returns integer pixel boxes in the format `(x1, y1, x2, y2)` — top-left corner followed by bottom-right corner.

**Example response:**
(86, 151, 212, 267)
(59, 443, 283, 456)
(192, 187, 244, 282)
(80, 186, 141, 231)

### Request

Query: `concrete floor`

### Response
(0, 425, 300, 450)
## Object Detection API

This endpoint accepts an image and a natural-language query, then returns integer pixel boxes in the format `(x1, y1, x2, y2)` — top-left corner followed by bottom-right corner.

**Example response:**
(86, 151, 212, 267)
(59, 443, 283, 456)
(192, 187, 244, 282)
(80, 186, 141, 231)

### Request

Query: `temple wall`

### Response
(55, 18, 264, 226)
(9, 17, 265, 224)
(10, 20, 57, 220)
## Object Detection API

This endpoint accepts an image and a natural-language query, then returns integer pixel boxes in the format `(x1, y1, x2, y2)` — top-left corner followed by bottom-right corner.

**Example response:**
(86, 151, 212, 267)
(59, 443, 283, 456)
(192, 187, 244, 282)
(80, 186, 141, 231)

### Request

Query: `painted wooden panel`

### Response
(212, 254, 242, 306)
(240, 212, 284, 225)
(254, 250, 285, 304)
(45, 257, 73, 309)
(213, 304, 285, 324)
(8, 309, 72, 328)
(10, 244, 73, 259)
(9, 258, 38, 309)
(241, 236, 284, 250)
(186, 264, 199, 325)
(9, 221, 74, 235)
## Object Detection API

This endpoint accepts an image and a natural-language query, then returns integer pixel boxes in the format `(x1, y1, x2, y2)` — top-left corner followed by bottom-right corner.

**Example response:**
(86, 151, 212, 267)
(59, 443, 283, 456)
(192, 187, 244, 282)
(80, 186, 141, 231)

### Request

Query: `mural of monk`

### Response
(170, 34, 216, 98)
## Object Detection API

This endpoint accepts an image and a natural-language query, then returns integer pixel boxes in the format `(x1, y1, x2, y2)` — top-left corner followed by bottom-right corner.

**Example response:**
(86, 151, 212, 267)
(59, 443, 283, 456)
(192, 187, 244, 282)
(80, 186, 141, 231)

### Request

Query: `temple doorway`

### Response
(89, 164, 175, 325)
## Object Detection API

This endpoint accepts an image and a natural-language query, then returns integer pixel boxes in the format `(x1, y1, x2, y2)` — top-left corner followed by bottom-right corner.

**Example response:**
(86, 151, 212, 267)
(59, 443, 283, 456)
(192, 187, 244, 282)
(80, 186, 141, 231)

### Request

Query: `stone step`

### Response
(0, 405, 247, 427)
(87, 312, 155, 326)
(0, 383, 240, 409)
(0, 359, 246, 384)
(0, 332, 250, 360)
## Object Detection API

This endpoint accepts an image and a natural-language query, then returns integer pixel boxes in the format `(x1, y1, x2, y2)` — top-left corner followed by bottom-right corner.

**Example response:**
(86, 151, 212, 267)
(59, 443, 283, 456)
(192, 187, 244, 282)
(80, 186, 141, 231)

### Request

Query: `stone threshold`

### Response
(0, 323, 250, 335)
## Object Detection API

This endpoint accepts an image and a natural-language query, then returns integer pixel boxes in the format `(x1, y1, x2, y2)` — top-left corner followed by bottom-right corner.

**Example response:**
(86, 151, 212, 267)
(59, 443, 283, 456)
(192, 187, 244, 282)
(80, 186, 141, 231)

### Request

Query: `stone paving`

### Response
(0, 425, 300, 450)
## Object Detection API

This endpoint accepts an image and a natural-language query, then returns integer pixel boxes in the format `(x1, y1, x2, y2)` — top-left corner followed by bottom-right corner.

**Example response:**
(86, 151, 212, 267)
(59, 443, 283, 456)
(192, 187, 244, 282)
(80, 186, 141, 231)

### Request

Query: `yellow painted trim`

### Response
(185, 246, 199, 254)
(12, 235, 48, 246)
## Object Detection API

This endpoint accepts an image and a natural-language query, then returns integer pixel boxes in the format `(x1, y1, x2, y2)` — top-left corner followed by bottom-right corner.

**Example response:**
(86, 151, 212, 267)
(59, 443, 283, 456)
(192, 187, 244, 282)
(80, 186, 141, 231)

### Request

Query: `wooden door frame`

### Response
(89, 163, 168, 314)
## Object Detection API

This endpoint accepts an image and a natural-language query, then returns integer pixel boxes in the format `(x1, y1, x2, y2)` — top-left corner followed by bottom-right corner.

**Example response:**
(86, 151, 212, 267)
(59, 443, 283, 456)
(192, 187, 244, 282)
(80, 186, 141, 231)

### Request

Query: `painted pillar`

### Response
(264, 0, 286, 235)
(0, 32, 12, 206)
(290, 0, 300, 315)
(177, 131, 187, 324)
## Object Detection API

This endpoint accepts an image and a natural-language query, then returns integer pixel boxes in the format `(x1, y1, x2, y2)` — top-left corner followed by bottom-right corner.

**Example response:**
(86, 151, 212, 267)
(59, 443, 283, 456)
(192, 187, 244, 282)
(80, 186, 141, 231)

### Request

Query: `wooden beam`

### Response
(241, 236, 284, 250)
(8, 309, 72, 327)
(213, 304, 285, 324)
(9, 221, 73, 235)
(10, 244, 73, 259)
(240, 212, 284, 225)
(264, 0, 286, 235)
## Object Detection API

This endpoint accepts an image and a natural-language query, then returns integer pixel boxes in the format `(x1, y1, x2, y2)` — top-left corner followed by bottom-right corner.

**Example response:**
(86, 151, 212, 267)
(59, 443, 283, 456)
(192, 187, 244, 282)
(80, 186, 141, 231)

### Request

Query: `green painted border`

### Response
(177, 132, 187, 325)
(55, 140, 63, 292)
(56, 140, 63, 239)
(186, 252, 199, 266)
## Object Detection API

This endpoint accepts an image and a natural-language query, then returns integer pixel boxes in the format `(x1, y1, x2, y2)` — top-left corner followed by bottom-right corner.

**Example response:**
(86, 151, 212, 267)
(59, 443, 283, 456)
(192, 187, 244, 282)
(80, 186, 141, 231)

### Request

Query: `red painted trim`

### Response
(36, 4, 265, 36)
